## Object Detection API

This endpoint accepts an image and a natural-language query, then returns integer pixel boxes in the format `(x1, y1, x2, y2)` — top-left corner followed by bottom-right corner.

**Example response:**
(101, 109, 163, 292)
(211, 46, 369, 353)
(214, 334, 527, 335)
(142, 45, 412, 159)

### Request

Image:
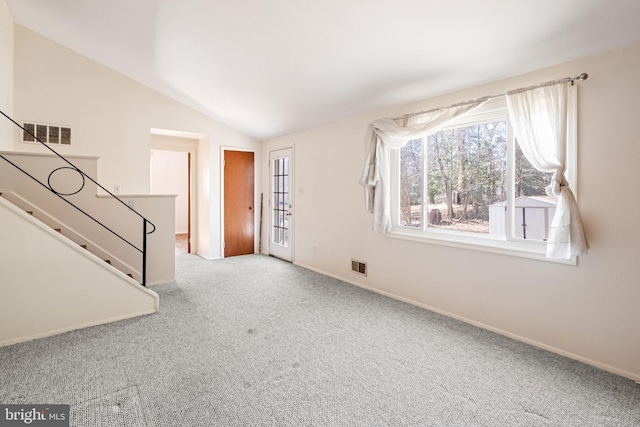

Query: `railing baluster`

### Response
(143, 219, 148, 287)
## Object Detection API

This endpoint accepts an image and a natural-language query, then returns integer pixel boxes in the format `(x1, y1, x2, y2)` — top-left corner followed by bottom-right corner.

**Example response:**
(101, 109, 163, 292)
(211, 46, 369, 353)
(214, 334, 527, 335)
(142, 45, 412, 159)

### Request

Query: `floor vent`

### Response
(351, 259, 367, 276)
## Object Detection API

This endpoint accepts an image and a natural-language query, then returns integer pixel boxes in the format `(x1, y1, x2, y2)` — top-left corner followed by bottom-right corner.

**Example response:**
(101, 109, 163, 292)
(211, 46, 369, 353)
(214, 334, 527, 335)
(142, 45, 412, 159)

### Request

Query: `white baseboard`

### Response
(294, 261, 640, 383)
(0, 309, 157, 348)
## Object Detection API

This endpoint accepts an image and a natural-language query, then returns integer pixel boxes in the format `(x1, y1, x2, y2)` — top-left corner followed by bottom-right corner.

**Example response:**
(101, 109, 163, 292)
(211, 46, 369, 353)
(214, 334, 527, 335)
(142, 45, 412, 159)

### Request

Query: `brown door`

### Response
(224, 150, 255, 257)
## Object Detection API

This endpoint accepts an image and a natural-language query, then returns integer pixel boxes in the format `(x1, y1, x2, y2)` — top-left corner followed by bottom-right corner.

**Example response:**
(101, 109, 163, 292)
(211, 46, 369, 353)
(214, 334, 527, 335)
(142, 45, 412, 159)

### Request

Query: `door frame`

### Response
(150, 132, 200, 254)
(268, 147, 294, 262)
(220, 146, 258, 258)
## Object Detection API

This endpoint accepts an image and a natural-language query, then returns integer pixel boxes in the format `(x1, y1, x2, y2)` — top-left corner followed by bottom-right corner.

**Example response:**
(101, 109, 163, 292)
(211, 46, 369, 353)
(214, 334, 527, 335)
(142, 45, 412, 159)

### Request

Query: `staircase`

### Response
(0, 110, 165, 346)
(0, 190, 140, 281)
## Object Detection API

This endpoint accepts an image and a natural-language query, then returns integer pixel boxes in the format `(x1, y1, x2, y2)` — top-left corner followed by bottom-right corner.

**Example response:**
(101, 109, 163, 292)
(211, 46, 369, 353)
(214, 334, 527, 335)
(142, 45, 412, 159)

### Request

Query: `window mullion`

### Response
(506, 120, 515, 240)
(391, 149, 399, 226)
(422, 137, 428, 231)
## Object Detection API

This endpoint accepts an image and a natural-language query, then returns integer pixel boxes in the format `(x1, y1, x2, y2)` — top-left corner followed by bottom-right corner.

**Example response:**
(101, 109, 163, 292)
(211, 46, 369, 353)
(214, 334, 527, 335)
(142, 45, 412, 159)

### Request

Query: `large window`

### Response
(391, 97, 574, 259)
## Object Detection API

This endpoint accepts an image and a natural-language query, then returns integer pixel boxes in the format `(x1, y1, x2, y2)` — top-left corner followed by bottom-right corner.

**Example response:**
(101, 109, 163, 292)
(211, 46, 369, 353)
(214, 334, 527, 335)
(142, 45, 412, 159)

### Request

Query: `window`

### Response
(390, 97, 575, 262)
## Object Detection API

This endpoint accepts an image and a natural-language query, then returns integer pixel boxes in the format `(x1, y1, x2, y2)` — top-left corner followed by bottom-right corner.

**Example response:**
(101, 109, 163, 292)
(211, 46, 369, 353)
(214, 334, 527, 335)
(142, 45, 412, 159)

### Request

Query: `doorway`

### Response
(223, 150, 255, 257)
(150, 131, 199, 255)
(269, 148, 293, 262)
(150, 149, 192, 253)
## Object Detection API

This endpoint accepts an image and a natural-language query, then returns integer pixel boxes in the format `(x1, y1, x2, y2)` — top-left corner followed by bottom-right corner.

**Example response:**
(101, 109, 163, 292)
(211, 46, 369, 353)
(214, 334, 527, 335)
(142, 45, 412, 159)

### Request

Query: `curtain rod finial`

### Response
(578, 73, 588, 81)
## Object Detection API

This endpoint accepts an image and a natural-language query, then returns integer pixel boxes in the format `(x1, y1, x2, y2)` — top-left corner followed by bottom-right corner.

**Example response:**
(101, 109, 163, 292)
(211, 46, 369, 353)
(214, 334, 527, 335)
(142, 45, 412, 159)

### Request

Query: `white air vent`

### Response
(351, 259, 367, 276)
(22, 122, 72, 145)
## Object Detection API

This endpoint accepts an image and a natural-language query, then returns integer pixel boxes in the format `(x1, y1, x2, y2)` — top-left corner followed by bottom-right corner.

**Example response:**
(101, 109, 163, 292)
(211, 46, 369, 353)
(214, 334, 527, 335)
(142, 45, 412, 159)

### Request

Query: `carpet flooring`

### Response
(1, 254, 638, 426)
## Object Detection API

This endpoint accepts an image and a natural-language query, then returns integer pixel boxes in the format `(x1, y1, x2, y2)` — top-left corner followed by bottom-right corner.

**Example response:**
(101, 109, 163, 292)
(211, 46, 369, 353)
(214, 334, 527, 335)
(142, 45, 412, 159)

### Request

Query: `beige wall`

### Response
(0, 0, 12, 150)
(12, 25, 261, 260)
(0, 196, 159, 346)
(262, 43, 640, 380)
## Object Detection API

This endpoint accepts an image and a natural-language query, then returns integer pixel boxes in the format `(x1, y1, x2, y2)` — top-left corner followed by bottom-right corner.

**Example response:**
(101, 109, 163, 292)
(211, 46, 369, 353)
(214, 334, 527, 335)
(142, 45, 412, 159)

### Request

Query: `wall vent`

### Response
(351, 259, 367, 276)
(22, 122, 72, 145)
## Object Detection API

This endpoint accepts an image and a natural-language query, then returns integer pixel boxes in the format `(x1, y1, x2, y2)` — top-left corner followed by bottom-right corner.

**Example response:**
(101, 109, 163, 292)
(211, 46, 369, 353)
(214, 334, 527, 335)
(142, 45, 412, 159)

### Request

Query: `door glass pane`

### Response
(272, 157, 289, 247)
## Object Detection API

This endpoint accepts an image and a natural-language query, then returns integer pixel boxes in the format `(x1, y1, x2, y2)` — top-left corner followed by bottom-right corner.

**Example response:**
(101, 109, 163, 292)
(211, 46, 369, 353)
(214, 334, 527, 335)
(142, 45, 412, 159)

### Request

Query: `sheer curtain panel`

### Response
(506, 82, 589, 258)
(359, 99, 488, 233)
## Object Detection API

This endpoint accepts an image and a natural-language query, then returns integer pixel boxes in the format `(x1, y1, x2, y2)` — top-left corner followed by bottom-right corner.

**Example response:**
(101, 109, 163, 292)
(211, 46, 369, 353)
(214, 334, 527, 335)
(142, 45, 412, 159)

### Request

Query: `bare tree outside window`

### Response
(426, 121, 508, 233)
(514, 141, 551, 198)
(399, 119, 556, 240)
(399, 139, 422, 227)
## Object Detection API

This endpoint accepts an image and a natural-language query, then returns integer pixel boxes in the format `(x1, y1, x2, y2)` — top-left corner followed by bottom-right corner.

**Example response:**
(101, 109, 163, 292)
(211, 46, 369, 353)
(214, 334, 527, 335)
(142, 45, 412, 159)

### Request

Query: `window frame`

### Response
(389, 96, 577, 265)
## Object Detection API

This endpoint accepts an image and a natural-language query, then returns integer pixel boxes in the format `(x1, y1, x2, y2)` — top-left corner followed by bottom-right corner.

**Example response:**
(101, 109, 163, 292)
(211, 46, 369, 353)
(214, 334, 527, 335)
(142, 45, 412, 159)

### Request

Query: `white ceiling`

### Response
(7, 0, 640, 141)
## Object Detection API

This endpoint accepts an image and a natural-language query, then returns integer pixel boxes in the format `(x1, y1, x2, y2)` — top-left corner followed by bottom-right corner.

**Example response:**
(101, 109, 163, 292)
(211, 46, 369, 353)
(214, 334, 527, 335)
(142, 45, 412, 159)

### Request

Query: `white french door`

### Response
(269, 148, 293, 261)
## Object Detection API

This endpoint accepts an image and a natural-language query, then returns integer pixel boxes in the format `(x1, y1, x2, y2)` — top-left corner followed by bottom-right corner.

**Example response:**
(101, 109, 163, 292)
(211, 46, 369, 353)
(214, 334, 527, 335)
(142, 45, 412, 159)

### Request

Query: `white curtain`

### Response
(506, 81, 589, 258)
(359, 98, 488, 233)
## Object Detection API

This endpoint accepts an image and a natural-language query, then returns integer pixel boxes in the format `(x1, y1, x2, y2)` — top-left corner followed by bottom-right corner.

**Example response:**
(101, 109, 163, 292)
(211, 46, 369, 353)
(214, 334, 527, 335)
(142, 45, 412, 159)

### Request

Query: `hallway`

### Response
(175, 233, 188, 255)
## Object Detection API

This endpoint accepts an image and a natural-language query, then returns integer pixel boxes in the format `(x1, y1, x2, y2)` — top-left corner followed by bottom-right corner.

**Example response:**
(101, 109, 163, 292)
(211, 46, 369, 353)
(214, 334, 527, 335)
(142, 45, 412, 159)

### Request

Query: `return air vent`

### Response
(22, 122, 72, 145)
(351, 259, 367, 276)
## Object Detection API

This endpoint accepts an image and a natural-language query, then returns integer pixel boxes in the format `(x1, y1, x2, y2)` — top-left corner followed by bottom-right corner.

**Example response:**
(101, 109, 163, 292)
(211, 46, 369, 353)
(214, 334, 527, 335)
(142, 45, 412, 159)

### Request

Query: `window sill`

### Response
(387, 227, 577, 265)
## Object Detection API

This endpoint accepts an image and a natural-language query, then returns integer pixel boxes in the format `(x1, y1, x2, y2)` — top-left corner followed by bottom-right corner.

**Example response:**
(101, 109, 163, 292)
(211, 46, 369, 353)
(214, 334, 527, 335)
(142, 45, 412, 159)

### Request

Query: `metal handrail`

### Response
(0, 110, 155, 286)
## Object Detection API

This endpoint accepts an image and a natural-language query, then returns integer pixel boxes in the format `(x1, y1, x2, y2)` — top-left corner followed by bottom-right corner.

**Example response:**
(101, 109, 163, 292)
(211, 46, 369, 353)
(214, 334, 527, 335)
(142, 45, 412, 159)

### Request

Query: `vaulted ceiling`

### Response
(7, 0, 640, 140)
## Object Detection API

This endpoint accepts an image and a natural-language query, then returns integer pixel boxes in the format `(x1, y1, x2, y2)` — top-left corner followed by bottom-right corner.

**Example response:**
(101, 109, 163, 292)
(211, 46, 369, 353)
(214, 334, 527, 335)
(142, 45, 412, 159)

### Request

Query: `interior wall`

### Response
(0, 196, 159, 346)
(261, 42, 640, 380)
(12, 24, 260, 260)
(0, 0, 12, 150)
(151, 149, 188, 234)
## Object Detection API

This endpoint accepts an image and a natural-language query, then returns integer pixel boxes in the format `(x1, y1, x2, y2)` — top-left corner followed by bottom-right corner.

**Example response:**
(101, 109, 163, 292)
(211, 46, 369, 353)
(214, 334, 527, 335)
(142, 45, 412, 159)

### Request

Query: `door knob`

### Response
(249, 206, 253, 210)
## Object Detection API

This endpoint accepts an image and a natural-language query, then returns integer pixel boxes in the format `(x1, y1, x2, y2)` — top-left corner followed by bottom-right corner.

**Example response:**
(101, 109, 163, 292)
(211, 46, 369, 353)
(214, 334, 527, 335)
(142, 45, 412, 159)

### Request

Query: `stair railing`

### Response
(0, 110, 155, 287)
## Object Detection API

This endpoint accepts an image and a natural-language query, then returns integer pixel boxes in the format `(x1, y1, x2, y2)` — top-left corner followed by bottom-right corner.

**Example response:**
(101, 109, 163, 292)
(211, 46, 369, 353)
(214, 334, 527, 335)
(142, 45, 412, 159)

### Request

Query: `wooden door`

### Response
(224, 150, 255, 257)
